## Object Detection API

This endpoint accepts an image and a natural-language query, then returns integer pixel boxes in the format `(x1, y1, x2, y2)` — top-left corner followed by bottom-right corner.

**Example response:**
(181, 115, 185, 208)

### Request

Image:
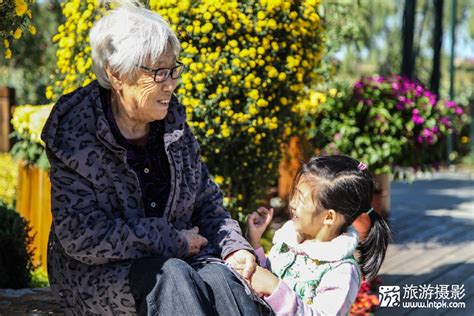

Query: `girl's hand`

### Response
(250, 265, 280, 297)
(246, 207, 274, 249)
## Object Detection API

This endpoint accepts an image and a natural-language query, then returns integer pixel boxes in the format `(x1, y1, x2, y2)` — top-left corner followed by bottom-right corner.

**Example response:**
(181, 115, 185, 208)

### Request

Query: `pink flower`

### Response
(439, 117, 450, 127)
(422, 128, 434, 144)
(415, 85, 424, 97)
(354, 81, 364, 89)
(412, 109, 424, 125)
(445, 100, 457, 108)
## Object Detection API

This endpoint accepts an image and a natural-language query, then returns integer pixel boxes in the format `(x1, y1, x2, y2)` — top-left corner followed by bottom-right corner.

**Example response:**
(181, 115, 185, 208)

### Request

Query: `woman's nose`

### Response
(161, 78, 178, 92)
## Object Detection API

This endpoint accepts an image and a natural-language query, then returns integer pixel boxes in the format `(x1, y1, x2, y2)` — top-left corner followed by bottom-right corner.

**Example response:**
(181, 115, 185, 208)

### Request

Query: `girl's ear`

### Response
(323, 209, 337, 225)
(105, 67, 123, 90)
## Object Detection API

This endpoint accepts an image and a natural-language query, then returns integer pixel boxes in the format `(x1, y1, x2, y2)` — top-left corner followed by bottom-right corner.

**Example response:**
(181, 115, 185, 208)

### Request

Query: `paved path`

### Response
(0, 287, 62, 315)
(376, 171, 474, 316)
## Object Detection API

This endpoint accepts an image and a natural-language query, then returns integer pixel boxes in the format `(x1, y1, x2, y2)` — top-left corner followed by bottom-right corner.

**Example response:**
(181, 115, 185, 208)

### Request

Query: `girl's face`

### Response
(289, 179, 324, 241)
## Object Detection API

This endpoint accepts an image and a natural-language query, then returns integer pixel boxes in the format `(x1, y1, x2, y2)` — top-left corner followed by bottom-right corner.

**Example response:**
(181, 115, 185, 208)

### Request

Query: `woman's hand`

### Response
(249, 265, 280, 297)
(246, 207, 274, 249)
(225, 249, 256, 282)
(184, 227, 208, 256)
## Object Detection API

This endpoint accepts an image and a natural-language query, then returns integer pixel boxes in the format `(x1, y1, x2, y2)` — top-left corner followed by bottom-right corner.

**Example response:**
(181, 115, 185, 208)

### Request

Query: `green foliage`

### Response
(318, 0, 398, 82)
(0, 201, 34, 289)
(10, 135, 49, 170)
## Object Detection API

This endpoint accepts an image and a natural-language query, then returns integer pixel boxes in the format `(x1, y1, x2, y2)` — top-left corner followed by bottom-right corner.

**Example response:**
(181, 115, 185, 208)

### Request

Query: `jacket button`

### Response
(144, 168, 150, 174)
(150, 202, 156, 208)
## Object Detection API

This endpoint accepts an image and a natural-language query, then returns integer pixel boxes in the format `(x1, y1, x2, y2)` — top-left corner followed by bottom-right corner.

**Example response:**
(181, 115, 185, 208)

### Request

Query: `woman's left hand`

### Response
(249, 266, 280, 297)
(225, 249, 256, 282)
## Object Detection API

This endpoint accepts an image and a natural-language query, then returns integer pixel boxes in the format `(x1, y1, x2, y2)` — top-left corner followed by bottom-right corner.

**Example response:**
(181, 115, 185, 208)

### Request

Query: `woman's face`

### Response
(289, 179, 324, 240)
(116, 46, 179, 123)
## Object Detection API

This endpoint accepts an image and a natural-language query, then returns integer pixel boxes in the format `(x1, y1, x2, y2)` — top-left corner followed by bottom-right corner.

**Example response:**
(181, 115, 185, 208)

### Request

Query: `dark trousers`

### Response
(129, 257, 272, 316)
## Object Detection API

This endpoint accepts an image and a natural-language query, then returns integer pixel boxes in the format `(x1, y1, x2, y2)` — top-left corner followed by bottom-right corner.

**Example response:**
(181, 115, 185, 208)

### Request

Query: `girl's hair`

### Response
(290, 155, 391, 280)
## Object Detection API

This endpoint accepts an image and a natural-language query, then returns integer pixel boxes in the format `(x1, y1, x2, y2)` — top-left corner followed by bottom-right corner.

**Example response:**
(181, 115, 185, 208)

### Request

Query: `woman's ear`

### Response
(105, 67, 123, 90)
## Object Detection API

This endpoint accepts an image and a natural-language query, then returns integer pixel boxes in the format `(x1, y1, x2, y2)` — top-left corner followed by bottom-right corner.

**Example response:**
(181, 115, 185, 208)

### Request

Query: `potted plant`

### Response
(309, 75, 466, 217)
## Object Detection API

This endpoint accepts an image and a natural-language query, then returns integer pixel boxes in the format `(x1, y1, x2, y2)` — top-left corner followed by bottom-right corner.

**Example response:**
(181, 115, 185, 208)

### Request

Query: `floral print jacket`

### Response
(256, 221, 361, 315)
(41, 81, 253, 315)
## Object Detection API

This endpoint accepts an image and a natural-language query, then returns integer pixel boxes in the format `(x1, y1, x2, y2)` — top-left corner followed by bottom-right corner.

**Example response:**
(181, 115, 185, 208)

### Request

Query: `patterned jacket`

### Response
(256, 221, 361, 315)
(41, 81, 253, 315)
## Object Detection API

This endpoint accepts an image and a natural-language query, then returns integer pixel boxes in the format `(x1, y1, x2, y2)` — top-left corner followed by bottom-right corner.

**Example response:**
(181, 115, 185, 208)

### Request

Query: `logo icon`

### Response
(379, 285, 401, 307)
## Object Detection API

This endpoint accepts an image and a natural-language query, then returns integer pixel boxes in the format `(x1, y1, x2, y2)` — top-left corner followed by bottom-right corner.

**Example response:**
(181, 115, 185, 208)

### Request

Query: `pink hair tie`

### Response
(357, 162, 367, 171)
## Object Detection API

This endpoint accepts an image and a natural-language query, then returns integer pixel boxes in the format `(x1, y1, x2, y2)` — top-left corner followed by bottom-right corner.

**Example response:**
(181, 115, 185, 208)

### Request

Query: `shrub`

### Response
(0, 0, 36, 59)
(311, 75, 467, 175)
(0, 153, 18, 208)
(10, 104, 52, 169)
(0, 202, 34, 289)
(47, 0, 325, 219)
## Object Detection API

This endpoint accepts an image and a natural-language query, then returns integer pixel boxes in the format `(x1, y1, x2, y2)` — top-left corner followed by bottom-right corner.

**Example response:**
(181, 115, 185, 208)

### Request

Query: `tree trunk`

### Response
(0, 87, 15, 152)
(401, 0, 417, 79)
(430, 0, 444, 97)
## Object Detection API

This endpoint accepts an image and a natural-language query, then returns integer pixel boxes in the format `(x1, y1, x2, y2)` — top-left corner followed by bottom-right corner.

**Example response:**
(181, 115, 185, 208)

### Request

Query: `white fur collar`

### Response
(272, 220, 359, 261)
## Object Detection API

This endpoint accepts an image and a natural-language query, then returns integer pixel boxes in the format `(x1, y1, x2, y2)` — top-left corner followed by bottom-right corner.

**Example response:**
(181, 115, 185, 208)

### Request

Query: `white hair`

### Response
(89, 0, 181, 88)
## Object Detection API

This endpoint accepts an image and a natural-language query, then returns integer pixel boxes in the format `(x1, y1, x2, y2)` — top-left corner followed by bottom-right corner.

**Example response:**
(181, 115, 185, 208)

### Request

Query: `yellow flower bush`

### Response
(0, 0, 36, 59)
(11, 104, 53, 145)
(11, 104, 53, 169)
(48, 0, 325, 218)
(0, 153, 18, 208)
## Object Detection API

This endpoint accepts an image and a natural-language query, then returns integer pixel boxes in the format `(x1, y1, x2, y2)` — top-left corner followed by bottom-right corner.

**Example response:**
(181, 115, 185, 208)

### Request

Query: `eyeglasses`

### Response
(137, 61, 186, 83)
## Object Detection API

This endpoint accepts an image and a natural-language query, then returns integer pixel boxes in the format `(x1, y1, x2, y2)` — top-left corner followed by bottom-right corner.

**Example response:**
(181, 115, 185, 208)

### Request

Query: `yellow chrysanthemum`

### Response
(15, 0, 28, 16)
(47, 0, 325, 219)
(0, 153, 18, 207)
(13, 28, 23, 39)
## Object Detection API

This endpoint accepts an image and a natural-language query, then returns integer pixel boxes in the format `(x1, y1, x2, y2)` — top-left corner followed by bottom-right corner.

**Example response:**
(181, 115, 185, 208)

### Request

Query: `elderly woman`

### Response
(41, 2, 270, 315)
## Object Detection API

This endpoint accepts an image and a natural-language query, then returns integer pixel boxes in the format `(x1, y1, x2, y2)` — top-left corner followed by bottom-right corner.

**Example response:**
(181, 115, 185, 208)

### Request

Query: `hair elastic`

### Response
(357, 162, 368, 171)
(366, 207, 374, 215)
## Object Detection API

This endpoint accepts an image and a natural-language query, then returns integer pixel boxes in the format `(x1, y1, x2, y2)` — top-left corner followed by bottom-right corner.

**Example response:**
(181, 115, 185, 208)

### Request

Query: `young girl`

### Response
(247, 155, 391, 315)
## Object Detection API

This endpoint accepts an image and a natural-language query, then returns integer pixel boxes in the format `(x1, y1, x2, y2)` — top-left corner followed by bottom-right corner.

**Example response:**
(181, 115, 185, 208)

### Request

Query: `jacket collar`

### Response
(273, 220, 359, 261)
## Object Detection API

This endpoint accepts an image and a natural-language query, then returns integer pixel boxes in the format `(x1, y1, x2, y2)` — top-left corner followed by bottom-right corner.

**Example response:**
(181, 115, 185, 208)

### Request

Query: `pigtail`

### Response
(357, 210, 391, 281)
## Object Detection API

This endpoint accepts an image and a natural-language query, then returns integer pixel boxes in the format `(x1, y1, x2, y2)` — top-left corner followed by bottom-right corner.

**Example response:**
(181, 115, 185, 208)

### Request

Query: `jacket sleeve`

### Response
(48, 152, 188, 265)
(264, 263, 360, 315)
(187, 125, 254, 259)
(254, 247, 268, 268)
